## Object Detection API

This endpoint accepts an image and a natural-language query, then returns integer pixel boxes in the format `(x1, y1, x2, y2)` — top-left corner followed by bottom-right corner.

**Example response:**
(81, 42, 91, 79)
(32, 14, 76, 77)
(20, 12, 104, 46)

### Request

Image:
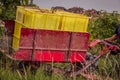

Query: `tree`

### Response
(0, 0, 34, 20)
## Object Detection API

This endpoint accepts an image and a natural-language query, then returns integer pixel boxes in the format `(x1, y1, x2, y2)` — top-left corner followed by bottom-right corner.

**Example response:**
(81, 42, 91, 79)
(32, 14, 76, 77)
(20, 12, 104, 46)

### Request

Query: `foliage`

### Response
(0, 60, 84, 80)
(88, 11, 120, 41)
(0, 0, 33, 20)
(87, 11, 120, 80)
(0, 27, 4, 37)
(0, 0, 20, 20)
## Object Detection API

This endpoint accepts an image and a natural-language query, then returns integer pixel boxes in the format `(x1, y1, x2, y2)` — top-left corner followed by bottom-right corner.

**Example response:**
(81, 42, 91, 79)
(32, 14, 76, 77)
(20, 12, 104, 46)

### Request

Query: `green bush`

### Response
(88, 11, 120, 41)
(0, 0, 34, 20)
(88, 11, 120, 80)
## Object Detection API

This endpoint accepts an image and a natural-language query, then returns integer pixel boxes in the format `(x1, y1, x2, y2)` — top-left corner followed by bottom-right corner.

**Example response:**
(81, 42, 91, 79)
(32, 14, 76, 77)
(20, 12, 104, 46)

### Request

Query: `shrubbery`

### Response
(88, 11, 120, 41)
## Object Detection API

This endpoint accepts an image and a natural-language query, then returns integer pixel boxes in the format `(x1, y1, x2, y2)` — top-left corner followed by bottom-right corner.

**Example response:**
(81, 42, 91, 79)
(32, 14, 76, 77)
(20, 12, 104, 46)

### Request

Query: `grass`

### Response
(0, 60, 119, 80)
(1, 48, 120, 80)
(0, 63, 84, 80)
(0, 55, 85, 80)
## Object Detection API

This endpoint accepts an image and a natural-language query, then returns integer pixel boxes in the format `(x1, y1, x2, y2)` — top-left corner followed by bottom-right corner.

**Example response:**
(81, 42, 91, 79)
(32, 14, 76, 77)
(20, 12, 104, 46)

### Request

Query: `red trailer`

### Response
(3, 20, 95, 77)
(0, 5, 97, 78)
(13, 28, 89, 62)
(1, 6, 110, 79)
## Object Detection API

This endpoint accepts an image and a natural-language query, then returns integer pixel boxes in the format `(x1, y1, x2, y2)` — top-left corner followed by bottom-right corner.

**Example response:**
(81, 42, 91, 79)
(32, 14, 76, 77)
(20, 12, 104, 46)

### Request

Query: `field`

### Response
(1, 1, 120, 79)
(1, 51, 120, 80)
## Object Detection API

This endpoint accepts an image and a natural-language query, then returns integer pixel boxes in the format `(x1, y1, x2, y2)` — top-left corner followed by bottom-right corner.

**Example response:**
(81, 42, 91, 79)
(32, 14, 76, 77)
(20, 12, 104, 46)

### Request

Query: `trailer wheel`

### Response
(30, 61, 40, 74)
(18, 61, 40, 74)
(69, 52, 98, 77)
(85, 52, 98, 72)
(18, 61, 30, 74)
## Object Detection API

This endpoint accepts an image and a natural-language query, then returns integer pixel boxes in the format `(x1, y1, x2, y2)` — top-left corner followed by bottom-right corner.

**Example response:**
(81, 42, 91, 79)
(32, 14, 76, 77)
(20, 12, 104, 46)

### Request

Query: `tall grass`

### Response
(96, 54, 120, 80)
(0, 65, 84, 80)
(1, 47, 120, 80)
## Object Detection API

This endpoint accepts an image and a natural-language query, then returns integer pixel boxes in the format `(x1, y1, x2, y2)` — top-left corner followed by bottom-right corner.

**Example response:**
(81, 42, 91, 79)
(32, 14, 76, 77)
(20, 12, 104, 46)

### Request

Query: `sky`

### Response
(33, 0, 120, 13)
